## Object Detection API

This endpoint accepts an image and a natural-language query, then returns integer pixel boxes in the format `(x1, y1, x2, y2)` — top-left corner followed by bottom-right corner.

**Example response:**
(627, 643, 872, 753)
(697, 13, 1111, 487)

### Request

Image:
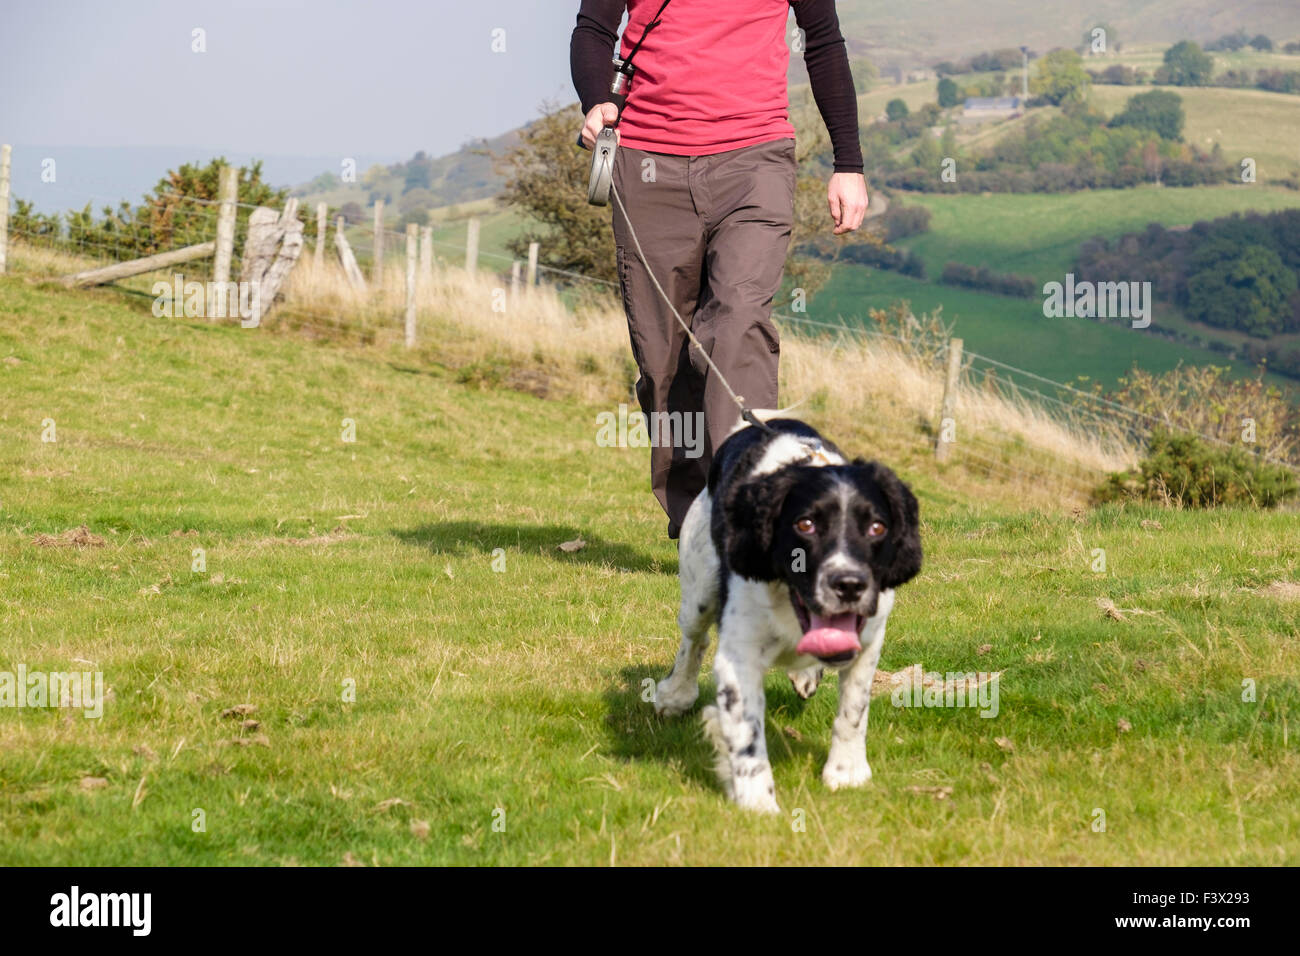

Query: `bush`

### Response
(937, 77, 960, 108)
(879, 203, 932, 241)
(839, 240, 926, 278)
(1163, 41, 1214, 86)
(1110, 89, 1185, 141)
(1096, 430, 1299, 508)
(940, 261, 1036, 297)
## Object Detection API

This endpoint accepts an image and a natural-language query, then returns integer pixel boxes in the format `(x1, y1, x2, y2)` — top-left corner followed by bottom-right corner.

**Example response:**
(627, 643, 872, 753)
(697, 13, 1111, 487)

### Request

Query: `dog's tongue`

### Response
(795, 613, 861, 658)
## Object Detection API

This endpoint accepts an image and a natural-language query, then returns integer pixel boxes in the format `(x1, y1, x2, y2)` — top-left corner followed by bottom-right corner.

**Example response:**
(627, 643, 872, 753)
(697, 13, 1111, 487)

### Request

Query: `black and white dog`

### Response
(654, 418, 922, 813)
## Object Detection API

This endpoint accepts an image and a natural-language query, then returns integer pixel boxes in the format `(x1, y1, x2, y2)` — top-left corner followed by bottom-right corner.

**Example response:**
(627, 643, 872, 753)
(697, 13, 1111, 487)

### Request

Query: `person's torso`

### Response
(618, 0, 796, 155)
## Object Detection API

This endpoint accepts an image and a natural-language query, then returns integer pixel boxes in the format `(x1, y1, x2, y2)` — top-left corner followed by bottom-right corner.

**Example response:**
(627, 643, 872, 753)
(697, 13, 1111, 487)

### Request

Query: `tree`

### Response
(937, 77, 960, 108)
(1250, 34, 1273, 52)
(339, 201, 365, 225)
(850, 57, 877, 93)
(1031, 49, 1090, 105)
(497, 103, 616, 281)
(885, 98, 910, 120)
(1186, 242, 1297, 337)
(1111, 89, 1185, 141)
(1163, 41, 1214, 86)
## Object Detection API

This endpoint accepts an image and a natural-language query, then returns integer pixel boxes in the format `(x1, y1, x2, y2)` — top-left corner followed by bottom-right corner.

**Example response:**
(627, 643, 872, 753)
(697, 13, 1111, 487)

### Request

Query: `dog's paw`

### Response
(734, 792, 783, 815)
(822, 756, 872, 791)
(788, 664, 824, 700)
(653, 678, 699, 717)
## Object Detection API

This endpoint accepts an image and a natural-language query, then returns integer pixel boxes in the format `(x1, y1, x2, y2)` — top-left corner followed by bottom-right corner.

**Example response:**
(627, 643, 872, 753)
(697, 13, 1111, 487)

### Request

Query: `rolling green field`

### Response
(1090, 85, 1300, 181)
(1, 274, 1298, 865)
(895, 186, 1300, 282)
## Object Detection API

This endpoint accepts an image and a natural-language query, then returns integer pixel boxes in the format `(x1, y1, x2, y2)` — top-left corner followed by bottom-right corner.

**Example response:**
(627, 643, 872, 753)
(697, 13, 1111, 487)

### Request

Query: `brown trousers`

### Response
(611, 137, 796, 535)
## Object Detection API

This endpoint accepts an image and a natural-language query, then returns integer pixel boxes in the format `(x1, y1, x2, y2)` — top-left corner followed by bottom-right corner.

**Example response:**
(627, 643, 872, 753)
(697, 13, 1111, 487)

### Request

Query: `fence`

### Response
(2, 145, 1295, 500)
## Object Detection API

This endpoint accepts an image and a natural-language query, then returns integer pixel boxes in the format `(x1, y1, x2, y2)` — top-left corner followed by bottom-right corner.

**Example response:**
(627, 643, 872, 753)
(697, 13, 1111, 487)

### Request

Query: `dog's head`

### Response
(721, 459, 922, 665)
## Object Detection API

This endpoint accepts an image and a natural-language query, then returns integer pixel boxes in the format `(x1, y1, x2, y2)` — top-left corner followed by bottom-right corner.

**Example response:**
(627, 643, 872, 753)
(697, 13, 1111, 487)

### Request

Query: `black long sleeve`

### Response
(793, 0, 864, 173)
(571, 0, 626, 115)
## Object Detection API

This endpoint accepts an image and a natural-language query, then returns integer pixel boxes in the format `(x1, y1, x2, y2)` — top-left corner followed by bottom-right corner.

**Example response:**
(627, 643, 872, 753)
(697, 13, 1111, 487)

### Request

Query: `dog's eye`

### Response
(867, 521, 887, 538)
(794, 517, 816, 535)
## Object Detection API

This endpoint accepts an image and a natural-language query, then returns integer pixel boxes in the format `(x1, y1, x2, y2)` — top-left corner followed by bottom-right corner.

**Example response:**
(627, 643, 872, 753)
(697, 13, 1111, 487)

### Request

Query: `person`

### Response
(571, 0, 866, 539)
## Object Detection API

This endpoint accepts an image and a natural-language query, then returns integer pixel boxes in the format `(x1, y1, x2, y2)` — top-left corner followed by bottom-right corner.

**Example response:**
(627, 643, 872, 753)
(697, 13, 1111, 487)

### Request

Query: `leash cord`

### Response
(609, 178, 776, 435)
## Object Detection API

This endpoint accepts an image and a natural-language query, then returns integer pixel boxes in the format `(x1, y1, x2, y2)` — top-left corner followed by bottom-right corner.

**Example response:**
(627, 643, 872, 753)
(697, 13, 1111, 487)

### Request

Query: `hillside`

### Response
(834, 0, 1300, 68)
(3, 259, 1299, 865)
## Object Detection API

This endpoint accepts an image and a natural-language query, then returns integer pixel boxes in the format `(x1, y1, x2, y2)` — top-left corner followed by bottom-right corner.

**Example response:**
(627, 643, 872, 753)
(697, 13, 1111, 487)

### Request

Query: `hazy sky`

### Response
(0, 0, 585, 157)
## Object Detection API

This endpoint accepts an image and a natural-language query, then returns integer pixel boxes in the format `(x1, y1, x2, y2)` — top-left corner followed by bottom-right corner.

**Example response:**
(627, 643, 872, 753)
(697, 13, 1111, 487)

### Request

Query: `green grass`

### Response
(807, 186, 1300, 386)
(1090, 84, 1300, 180)
(896, 186, 1300, 282)
(1, 275, 1297, 865)
(810, 268, 1236, 385)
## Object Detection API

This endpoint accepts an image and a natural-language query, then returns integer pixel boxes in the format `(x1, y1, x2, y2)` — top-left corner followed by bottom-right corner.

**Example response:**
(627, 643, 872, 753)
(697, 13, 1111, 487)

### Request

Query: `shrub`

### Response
(1110, 89, 1185, 140)
(1163, 41, 1214, 86)
(940, 261, 1036, 297)
(879, 203, 932, 241)
(1096, 430, 1299, 508)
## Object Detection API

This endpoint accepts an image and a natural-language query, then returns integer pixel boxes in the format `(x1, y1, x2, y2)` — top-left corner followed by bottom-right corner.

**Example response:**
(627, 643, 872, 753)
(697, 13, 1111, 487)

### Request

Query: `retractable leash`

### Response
(585, 0, 777, 436)
(583, 0, 672, 206)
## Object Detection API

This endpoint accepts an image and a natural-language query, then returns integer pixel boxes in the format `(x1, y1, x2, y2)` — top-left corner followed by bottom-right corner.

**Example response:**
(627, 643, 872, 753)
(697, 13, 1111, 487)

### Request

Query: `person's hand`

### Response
(828, 172, 869, 235)
(580, 103, 621, 149)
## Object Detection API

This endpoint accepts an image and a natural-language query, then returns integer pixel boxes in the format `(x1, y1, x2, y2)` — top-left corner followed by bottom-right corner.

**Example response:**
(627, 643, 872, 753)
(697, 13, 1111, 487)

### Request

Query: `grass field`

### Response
(895, 185, 1300, 282)
(1090, 84, 1300, 180)
(2, 271, 1298, 865)
(809, 185, 1300, 386)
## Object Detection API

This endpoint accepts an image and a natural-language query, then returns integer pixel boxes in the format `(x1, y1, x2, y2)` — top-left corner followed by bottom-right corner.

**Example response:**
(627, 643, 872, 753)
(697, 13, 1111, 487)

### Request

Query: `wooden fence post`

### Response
(372, 199, 384, 287)
(405, 223, 417, 348)
(934, 337, 963, 462)
(335, 217, 367, 291)
(314, 202, 326, 270)
(420, 225, 432, 278)
(510, 261, 521, 299)
(465, 217, 480, 277)
(212, 164, 238, 285)
(0, 144, 10, 276)
(526, 241, 539, 287)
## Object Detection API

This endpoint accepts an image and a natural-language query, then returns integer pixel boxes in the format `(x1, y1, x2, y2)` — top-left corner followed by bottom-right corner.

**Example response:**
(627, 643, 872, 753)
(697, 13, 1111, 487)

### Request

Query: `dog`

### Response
(654, 417, 922, 813)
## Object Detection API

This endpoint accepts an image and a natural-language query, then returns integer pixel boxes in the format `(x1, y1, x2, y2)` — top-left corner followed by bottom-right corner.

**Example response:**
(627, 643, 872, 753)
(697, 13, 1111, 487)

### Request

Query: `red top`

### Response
(618, 0, 797, 155)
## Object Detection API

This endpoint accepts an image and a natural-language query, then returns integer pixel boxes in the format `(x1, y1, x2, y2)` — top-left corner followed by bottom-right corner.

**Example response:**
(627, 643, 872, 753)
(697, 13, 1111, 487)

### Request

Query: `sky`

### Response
(0, 0, 581, 158)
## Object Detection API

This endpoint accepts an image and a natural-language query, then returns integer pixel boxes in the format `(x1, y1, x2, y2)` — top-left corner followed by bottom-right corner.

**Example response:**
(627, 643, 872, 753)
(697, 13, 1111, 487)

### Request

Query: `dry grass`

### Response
(8, 236, 1136, 508)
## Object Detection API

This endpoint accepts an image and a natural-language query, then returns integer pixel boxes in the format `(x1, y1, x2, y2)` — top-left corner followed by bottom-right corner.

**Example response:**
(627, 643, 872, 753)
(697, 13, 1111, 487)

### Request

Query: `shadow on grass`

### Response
(601, 663, 823, 797)
(392, 521, 676, 575)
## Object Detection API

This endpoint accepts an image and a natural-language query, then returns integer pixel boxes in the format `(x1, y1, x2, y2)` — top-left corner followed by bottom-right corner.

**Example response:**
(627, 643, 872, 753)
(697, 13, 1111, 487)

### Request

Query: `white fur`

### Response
(656, 483, 897, 813)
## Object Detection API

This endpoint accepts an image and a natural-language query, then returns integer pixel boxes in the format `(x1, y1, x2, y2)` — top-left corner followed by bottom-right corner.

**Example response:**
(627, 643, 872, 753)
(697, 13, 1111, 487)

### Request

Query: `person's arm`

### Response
(792, 0, 867, 233)
(571, 0, 626, 115)
(792, 0, 863, 173)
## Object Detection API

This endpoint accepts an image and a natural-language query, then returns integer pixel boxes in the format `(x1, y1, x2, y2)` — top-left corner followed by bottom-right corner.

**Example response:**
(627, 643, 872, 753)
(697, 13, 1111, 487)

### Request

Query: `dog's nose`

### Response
(828, 571, 868, 602)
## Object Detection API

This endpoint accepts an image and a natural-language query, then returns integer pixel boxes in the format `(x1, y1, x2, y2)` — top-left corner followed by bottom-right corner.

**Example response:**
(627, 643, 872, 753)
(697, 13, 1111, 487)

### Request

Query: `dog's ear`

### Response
(721, 468, 801, 581)
(855, 460, 922, 589)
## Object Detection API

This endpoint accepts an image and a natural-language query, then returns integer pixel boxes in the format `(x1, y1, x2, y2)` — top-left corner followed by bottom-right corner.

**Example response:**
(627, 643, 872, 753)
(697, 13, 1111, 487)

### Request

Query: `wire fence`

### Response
(7, 182, 1298, 492)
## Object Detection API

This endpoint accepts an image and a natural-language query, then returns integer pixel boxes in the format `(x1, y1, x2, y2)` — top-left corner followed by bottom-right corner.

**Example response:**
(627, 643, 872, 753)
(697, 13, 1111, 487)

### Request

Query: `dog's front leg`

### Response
(822, 607, 889, 791)
(702, 628, 780, 814)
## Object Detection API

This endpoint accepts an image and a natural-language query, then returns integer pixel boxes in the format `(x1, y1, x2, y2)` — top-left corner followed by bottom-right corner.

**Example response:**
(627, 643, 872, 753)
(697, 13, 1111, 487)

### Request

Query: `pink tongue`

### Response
(795, 613, 861, 657)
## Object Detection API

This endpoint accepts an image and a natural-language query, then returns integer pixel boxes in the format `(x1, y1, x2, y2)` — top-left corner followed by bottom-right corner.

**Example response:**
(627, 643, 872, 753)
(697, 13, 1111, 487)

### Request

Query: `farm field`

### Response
(1089, 84, 1300, 180)
(1, 275, 1297, 866)
(810, 186, 1300, 386)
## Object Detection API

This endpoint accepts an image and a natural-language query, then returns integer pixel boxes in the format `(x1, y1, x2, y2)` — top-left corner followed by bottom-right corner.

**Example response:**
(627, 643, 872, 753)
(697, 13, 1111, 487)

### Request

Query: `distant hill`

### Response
(834, 0, 1300, 71)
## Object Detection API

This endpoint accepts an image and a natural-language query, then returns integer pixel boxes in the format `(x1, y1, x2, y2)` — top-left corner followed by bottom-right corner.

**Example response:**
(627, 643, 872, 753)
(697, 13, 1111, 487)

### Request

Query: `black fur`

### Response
(710, 420, 922, 621)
